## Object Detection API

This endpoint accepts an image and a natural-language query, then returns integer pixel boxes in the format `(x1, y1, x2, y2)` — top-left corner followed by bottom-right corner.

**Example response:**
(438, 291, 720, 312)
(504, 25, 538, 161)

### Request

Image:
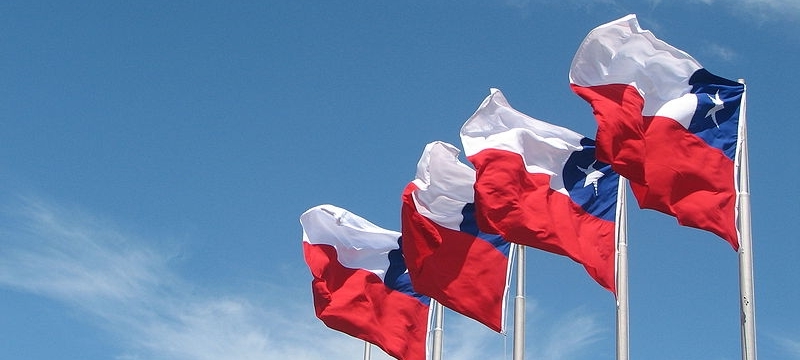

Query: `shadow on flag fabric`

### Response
(301, 205, 432, 360)
(569, 14, 744, 250)
(460, 88, 618, 294)
(401, 141, 513, 333)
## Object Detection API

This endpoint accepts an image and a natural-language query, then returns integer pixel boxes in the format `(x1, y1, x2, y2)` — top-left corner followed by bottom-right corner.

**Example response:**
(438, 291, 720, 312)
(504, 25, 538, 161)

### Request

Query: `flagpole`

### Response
(736, 79, 757, 360)
(615, 176, 630, 360)
(363, 341, 371, 360)
(431, 300, 444, 360)
(513, 244, 525, 360)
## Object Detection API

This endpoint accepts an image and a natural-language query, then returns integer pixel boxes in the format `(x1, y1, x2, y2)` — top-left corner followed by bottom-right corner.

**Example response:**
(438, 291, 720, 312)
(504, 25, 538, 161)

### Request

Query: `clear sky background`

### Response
(1, 1, 798, 359)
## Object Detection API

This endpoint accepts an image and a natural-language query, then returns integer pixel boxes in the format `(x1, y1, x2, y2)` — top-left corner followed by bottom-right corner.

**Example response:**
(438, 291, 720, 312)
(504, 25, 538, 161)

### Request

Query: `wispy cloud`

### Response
(502, 0, 800, 19)
(502, 0, 620, 13)
(0, 197, 362, 360)
(772, 333, 800, 359)
(737, 0, 800, 13)
(702, 42, 738, 62)
(504, 0, 532, 10)
(438, 299, 607, 360)
(440, 312, 509, 359)
(531, 306, 607, 359)
(696, 0, 800, 21)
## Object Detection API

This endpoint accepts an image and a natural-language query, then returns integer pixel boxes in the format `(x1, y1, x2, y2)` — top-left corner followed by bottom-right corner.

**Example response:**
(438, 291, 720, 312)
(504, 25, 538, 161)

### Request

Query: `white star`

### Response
(705, 90, 725, 128)
(577, 160, 605, 196)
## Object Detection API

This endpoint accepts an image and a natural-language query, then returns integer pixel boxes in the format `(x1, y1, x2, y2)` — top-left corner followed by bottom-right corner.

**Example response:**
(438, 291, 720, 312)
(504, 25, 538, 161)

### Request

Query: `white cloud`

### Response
(772, 334, 800, 359)
(739, 0, 800, 11)
(0, 199, 167, 304)
(504, 0, 532, 9)
(440, 312, 509, 359)
(502, 0, 619, 13)
(0, 197, 364, 360)
(435, 299, 607, 360)
(688, 0, 800, 19)
(503, 0, 800, 19)
(696, 0, 800, 21)
(703, 42, 738, 62)
(531, 307, 607, 359)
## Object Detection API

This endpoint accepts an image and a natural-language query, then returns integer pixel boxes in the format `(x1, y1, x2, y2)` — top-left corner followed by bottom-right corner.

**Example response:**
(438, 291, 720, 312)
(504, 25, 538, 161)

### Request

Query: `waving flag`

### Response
(460, 88, 618, 294)
(569, 14, 744, 250)
(301, 205, 431, 360)
(401, 141, 513, 332)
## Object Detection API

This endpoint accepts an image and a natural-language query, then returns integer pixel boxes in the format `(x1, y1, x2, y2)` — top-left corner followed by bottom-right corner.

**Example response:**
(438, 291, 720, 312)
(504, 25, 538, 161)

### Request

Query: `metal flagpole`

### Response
(363, 341, 371, 360)
(431, 300, 444, 360)
(736, 79, 757, 360)
(513, 244, 525, 360)
(615, 177, 630, 360)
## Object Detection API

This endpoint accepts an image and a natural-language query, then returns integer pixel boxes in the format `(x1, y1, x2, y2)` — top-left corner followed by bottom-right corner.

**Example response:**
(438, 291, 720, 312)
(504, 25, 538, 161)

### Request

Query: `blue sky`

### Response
(1, 1, 798, 359)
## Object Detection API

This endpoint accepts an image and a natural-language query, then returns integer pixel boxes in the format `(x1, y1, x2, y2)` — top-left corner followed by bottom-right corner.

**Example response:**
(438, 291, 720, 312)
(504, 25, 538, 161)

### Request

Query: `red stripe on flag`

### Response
(634, 115, 738, 250)
(402, 183, 508, 332)
(469, 148, 616, 294)
(304, 242, 429, 360)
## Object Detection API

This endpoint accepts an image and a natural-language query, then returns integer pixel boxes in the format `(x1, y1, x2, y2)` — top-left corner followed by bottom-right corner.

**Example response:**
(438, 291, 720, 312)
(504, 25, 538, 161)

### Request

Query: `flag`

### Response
(460, 88, 618, 294)
(301, 204, 431, 360)
(569, 14, 744, 250)
(401, 141, 513, 333)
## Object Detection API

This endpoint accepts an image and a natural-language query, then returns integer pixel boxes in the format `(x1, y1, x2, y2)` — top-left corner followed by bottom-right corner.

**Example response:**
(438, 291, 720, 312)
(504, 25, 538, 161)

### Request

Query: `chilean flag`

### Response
(401, 141, 513, 333)
(301, 205, 431, 360)
(460, 89, 618, 294)
(569, 14, 744, 250)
